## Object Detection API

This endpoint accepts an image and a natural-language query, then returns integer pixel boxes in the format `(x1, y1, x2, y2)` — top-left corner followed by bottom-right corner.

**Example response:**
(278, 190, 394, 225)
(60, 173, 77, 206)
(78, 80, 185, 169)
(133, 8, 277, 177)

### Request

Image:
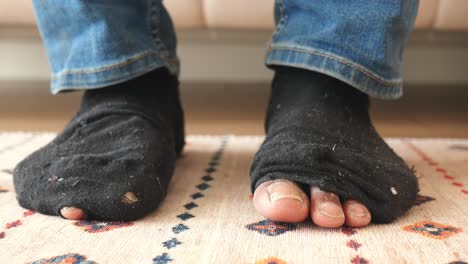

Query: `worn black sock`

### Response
(14, 68, 184, 221)
(250, 66, 419, 223)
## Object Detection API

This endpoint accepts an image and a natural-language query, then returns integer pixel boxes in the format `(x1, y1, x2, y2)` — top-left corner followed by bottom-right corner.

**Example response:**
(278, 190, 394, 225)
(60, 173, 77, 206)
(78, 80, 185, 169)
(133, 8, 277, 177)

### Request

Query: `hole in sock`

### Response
(13, 68, 184, 221)
(250, 67, 419, 223)
(122, 192, 139, 205)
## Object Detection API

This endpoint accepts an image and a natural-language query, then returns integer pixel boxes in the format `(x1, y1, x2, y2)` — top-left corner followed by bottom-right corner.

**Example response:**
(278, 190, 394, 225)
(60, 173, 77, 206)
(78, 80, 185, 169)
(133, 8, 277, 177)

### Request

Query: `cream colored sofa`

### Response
(1, 0, 467, 86)
(1, 0, 468, 31)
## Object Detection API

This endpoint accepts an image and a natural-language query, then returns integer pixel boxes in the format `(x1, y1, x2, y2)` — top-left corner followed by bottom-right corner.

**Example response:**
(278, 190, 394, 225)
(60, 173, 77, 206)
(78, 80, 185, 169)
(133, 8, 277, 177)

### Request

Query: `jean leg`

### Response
(33, 0, 178, 94)
(266, 0, 419, 99)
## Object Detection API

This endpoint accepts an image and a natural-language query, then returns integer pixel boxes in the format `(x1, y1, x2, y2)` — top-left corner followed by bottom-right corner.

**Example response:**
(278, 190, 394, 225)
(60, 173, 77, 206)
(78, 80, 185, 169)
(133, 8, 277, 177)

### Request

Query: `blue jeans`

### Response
(34, 0, 418, 99)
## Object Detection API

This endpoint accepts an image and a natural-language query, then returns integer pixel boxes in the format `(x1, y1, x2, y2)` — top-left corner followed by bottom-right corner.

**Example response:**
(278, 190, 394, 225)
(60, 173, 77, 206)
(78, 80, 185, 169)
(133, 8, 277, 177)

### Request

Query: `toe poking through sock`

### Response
(349, 204, 369, 218)
(253, 180, 309, 223)
(60, 207, 85, 220)
(310, 187, 345, 227)
(344, 200, 372, 227)
(122, 192, 139, 205)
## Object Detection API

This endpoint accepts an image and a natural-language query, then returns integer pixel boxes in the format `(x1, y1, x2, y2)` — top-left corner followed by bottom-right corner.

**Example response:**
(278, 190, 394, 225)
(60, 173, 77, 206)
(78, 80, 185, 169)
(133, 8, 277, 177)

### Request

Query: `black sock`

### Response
(14, 68, 184, 221)
(250, 66, 419, 223)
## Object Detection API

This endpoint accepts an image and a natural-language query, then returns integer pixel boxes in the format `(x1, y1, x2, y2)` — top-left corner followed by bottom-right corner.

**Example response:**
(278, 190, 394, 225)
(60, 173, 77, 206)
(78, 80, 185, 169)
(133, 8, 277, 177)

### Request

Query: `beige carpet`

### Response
(0, 133, 467, 264)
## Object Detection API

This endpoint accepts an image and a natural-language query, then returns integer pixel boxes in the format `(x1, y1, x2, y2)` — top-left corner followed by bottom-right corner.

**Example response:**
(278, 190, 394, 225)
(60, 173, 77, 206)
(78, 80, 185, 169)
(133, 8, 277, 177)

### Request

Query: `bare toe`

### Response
(343, 200, 371, 227)
(310, 186, 345, 228)
(60, 207, 85, 220)
(253, 179, 309, 223)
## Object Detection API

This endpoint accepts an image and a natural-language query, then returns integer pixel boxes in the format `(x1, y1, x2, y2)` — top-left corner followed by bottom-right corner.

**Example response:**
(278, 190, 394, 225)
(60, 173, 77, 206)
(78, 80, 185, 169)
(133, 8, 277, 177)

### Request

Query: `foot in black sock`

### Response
(250, 67, 419, 227)
(14, 68, 185, 221)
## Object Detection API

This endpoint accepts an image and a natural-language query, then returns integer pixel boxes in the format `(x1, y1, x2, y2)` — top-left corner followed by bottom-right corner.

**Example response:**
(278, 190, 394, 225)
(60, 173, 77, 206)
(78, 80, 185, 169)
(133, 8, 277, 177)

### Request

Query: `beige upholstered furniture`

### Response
(1, 1, 467, 85)
(1, 0, 468, 31)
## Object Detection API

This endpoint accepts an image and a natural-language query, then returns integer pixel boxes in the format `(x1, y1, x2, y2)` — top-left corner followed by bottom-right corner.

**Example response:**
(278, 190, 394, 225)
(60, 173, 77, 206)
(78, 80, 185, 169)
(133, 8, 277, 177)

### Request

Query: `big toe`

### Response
(253, 179, 309, 223)
(310, 186, 345, 228)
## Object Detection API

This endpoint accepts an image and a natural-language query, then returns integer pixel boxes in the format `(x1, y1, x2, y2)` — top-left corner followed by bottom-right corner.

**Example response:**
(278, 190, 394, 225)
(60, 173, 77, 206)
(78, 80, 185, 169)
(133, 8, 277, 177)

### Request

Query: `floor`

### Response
(1, 134, 466, 263)
(0, 81, 467, 138)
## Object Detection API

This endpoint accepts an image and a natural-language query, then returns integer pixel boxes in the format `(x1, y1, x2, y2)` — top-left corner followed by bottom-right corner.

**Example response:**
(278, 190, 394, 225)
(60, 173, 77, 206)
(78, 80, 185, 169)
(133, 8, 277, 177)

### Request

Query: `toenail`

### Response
(60, 207, 74, 215)
(266, 181, 305, 204)
(318, 203, 344, 218)
(122, 192, 139, 205)
(60, 207, 85, 220)
(349, 204, 368, 218)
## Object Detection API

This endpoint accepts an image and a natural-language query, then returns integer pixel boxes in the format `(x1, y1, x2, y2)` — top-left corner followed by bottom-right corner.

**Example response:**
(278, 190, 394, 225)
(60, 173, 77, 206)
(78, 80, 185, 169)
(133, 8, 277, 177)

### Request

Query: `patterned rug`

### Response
(0, 132, 466, 264)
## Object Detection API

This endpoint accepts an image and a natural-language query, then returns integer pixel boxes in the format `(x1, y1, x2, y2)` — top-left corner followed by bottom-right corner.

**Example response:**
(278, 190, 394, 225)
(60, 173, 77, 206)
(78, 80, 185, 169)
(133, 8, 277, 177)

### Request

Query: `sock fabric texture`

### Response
(14, 68, 184, 221)
(250, 67, 419, 223)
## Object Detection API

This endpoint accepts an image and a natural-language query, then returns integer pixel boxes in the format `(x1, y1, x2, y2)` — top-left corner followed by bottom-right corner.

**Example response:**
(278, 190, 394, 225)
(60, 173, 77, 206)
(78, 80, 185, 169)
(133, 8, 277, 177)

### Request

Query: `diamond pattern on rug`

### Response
(1, 135, 468, 263)
(74, 221, 133, 233)
(153, 137, 229, 263)
(255, 257, 288, 264)
(346, 240, 362, 251)
(201, 175, 214, 182)
(190, 192, 204, 199)
(29, 253, 96, 264)
(342, 227, 357, 236)
(176, 212, 194, 221)
(196, 183, 210, 190)
(23, 210, 35, 217)
(351, 255, 369, 264)
(205, 167, 216, 173)
(5, 220, 22, 229)
(153, 253, 173, 264)
(403, 221, 463, 240)
(162, 238, 182, 249)
(172, 224, 189, 234)
(245, 220, 296, 236)
(183, 202, 198, 210)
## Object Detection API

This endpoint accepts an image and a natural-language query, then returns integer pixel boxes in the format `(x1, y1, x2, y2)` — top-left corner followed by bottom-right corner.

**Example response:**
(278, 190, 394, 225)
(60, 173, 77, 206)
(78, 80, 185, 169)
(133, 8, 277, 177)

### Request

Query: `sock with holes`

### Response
(14, 68, 184, 221)
(250, 66, 419, 223)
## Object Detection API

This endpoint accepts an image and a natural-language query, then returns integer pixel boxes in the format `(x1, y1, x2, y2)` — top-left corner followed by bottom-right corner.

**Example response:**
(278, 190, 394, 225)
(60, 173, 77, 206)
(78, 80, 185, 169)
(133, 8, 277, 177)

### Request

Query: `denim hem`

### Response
(265, 46, 403, 100)
(50, 51, 179, 94)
